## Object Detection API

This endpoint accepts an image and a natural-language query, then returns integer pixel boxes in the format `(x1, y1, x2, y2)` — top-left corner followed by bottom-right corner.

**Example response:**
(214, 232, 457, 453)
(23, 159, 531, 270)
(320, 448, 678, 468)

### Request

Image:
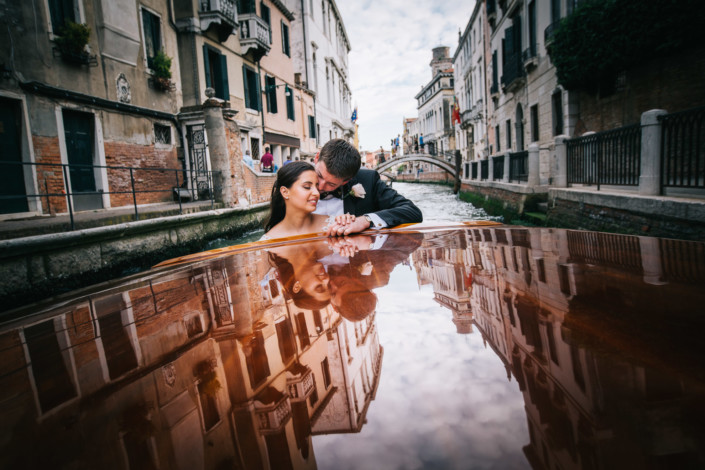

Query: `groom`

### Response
(313, 139, 422, 236)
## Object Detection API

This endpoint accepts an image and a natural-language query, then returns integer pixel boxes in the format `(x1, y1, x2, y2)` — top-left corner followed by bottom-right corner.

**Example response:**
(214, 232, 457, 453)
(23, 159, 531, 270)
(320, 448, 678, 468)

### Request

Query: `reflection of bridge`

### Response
(375, 153, 457, 176)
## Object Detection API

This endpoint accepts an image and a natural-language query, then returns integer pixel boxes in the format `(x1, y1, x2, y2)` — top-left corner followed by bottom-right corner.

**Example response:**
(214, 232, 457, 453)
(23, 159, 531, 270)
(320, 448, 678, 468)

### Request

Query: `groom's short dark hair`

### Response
(319, 139, 361, 180)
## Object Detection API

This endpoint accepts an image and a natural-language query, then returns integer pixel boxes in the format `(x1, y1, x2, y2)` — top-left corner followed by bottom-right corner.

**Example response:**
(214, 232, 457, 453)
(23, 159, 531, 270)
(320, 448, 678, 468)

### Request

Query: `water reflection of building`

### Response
(412, 232, 475, 333)
(415, 227, 705, 470)
(0, 246, 384, 469)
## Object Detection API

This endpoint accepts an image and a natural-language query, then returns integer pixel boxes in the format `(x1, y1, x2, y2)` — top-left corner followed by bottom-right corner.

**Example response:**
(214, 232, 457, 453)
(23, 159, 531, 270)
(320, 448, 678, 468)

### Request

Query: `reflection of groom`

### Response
(313, 139, 422, 235)
(325, 233, 424, 321)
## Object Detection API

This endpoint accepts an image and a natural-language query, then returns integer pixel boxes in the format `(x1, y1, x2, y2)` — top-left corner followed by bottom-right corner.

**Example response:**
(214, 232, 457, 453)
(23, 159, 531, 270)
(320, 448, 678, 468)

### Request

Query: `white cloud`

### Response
(337, 1, 476, 151)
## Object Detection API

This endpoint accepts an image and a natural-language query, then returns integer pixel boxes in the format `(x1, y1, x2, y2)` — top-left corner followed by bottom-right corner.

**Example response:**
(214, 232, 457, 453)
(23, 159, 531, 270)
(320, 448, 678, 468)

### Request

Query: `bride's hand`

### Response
(323, 213, 356, 236)
(335, 213, 356, 225)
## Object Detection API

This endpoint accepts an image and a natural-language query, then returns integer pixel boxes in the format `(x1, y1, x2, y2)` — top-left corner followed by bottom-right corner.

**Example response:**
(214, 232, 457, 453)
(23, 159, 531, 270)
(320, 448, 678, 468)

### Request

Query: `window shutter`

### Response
(219, 53, 229, 99)
(242, 65, 249, 108)
(204, 45, 212, 88)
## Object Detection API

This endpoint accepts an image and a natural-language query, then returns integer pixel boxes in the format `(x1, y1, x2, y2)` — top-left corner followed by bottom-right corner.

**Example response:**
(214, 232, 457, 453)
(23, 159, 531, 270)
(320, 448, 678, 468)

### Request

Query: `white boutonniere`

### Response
(348, 183, 366, 199)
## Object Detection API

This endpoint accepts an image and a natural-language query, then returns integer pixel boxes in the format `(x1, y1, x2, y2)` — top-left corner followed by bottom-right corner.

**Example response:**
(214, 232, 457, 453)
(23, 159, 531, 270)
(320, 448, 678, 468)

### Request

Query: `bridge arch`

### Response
(376, 153, 456, 175)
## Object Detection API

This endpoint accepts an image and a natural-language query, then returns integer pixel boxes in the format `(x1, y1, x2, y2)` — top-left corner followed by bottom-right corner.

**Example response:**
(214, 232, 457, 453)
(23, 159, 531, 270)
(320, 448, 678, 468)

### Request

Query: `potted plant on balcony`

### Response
(151, 50, 173, 91)
(54, 21, 94, 65)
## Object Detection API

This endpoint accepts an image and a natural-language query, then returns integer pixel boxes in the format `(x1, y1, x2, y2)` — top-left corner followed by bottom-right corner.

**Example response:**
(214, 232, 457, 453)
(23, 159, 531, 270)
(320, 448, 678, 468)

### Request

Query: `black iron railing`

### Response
(566, 124, 641, 189)
(509, 151, 528, 182)
(493, 155, 504, 180)
(660, 106, 705, 190)
(0, 161, 220, 230)
(501, 52, 525, 88)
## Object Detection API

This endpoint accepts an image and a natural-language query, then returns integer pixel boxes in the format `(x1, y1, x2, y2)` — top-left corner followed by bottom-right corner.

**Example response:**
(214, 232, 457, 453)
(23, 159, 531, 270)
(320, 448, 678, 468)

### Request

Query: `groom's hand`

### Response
(325, 214, 371, 237)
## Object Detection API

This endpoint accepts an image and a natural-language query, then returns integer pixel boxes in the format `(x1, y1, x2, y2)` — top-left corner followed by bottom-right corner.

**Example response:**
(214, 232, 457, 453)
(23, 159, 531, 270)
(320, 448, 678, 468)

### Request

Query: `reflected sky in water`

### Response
(315, 266, 530, 470)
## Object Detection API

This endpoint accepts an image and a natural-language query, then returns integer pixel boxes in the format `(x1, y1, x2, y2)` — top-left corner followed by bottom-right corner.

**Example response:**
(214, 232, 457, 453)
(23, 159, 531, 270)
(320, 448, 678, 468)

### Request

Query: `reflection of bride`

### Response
(261, 161, 331, 240)
(267, 242, 333, 310)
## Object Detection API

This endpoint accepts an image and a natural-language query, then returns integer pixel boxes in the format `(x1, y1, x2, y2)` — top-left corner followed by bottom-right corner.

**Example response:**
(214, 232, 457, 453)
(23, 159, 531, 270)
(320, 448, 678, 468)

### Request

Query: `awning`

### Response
(264, 132, 300, 148)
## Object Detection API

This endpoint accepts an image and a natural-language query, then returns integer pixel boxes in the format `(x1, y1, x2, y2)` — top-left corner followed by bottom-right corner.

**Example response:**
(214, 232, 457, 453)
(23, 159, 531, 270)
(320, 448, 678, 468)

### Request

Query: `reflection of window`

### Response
(122, 431, 157, 469)
(296, 312, 310, 349)
(184, 312, 204, 338)
(24, 319, 77, 413)
(242, 65, 261, 111)
(276, 318, 296, 362)
(308, 375, 318, 406)
(321, 357, 331, 388)
(204, 45, 230, 100)
(197, 381, 220, 431)
(141, 8, 162, 69)
(244, 331, 270, 387)
(94, 295, 139, 380)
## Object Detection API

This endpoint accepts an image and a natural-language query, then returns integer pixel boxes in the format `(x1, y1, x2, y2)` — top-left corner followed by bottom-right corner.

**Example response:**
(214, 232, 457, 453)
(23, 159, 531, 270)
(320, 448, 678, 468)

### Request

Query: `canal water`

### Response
(204, 182, 501, 249)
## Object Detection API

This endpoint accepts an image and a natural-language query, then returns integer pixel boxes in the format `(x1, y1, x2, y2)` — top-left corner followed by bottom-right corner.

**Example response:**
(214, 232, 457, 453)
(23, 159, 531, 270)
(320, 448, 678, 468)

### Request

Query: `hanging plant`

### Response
(195, 360, 222, 397)
(151, 50, 173, 91)
(54, 21, 91, 55)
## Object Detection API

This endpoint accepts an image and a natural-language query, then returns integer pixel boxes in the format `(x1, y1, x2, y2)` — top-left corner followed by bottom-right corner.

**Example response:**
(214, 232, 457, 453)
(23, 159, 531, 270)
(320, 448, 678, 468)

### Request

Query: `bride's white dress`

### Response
(260, 215, 334, 241)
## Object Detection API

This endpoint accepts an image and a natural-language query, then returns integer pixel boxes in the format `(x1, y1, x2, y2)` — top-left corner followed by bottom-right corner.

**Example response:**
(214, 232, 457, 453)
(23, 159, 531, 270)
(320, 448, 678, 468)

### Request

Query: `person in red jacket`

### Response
(261, 146, 274, 172)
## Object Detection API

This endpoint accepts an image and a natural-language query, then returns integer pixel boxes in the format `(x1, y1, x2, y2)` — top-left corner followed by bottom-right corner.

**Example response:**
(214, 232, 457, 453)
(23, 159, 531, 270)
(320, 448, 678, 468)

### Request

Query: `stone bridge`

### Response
(376, 153, 457, 176)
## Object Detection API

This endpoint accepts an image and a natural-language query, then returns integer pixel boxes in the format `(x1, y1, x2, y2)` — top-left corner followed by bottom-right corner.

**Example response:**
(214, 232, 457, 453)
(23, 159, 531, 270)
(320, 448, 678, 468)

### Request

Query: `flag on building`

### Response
(452, 97, 461, 125)
(351, 107, 358, 123)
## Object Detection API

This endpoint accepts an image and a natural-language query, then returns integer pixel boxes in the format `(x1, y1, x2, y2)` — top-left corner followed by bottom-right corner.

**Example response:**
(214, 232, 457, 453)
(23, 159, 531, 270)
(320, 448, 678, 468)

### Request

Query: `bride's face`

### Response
(296, 262, 330, 302)
(283, 170, 320, 212)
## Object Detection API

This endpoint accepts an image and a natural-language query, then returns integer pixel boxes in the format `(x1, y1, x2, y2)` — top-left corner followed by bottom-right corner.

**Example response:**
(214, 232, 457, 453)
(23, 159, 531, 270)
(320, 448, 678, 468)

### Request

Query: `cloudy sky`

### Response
(336, 1, 476, 152)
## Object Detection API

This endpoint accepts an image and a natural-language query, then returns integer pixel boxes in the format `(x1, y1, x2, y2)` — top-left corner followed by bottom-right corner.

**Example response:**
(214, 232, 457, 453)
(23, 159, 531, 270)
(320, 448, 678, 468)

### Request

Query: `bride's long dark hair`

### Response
(263, 161, 316, 233)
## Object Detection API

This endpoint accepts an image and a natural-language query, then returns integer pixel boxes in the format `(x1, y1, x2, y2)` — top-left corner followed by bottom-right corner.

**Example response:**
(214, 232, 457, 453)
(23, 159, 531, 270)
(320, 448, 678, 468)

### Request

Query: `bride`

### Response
(261, 161, 354, 240)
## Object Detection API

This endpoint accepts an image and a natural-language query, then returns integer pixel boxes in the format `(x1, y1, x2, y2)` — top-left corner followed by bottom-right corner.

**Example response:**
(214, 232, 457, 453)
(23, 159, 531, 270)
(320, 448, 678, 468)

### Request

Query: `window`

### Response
(242, 65, 261, 111)
(237, 0, 256, 14)
(154, 123, 171, 144)
(197, 380, 220, 431)
(203, 45, 230, 100)
(48, 0, 78, 33)
(281, 21, 290, 56)
(142, 8, 162, 69)
(495, 125, 500, 152)
(321, 357, 331, 388)
(530, 104, 539, 142)
(308, 115, 316, 139)
(260, 3, 271, 43)
(506, 119, 512, 150)
(265, 75, 277, 113)
(552, 90, 564, 136)
(285, 85, 295, 120)
(528, 1, 537, 57)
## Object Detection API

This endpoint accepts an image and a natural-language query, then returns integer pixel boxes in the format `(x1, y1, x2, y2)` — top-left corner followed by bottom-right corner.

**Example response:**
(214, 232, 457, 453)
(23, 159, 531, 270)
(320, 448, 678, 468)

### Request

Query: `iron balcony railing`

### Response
(509, 151, 528, 182)
(660, 106, 705, 190)
(0, 161, 220, 230)
(501, 52, 525, 89)
(566, 124, 641, 189)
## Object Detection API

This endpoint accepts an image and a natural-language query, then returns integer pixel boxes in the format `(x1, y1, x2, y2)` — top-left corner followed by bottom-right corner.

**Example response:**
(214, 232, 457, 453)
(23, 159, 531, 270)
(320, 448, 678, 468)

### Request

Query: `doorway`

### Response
(62, 109, 103, 211)
(0, 98, 29, 213)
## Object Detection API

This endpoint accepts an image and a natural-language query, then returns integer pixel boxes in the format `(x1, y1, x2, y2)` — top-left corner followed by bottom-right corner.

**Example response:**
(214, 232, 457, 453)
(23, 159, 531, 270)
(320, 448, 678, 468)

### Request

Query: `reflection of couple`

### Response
(261, 139, 422, 240)
(266, 233, 423, 322)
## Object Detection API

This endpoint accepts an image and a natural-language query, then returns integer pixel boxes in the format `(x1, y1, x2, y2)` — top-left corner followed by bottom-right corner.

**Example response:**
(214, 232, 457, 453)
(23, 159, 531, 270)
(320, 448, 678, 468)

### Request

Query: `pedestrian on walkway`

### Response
(261, 147, 274, 172)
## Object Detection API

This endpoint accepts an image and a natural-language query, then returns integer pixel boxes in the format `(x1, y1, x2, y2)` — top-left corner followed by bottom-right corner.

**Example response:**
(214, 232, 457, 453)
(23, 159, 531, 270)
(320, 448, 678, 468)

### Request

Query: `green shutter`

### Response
(219, 53, 229, 99)
(242, 65, 249, 108)
(204, 45, 212, 88)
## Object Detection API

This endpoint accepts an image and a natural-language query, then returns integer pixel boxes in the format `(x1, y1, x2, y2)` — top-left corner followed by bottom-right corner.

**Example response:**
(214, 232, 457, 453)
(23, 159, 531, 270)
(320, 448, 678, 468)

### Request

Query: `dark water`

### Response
(2, 226, 704, 469)
(203, 182, 500, 250)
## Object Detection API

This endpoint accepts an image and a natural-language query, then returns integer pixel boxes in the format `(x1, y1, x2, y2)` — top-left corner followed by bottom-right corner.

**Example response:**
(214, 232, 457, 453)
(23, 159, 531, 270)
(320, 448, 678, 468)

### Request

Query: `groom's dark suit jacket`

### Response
(341, 168, 423, 227)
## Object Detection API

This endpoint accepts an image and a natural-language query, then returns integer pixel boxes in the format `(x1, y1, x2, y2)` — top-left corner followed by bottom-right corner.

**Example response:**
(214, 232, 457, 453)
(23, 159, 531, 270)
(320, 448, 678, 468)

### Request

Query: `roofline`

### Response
(328, 0, 351, 52)
(270, 0, 295, 21)
(414, 70, 454, 100)
(452, 0, 483, 61)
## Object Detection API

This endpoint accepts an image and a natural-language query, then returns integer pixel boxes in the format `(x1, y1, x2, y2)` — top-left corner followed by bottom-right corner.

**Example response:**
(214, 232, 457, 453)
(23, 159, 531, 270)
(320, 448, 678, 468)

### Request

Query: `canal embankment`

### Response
(0, 203, 269, 313)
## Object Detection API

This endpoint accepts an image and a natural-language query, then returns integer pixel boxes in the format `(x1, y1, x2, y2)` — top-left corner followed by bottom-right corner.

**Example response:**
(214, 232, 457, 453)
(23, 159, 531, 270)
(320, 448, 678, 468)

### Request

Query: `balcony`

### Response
(501, 51, 525, 92)
(199, 0, 237, 41)
(286, 365, 314, 402)
(254, 388, 291, 434)
(239, 13, 271, 60)
(544, 21, 561, 49)
(522, 46, 538, 71)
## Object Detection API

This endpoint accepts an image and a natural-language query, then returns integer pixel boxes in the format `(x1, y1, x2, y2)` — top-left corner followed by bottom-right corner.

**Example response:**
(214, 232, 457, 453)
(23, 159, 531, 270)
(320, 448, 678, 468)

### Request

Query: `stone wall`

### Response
(0, 205, 269, 314)
(242, 165, 276, 205)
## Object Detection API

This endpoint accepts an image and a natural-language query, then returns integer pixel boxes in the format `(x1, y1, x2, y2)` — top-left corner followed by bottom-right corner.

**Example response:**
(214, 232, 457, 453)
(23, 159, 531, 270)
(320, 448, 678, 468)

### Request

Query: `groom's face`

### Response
(314, 160, 349, 193)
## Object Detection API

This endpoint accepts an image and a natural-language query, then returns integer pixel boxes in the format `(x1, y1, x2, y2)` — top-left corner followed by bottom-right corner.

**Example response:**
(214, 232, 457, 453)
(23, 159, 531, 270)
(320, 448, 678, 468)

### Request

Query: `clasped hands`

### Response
(323, 213, 371, 237)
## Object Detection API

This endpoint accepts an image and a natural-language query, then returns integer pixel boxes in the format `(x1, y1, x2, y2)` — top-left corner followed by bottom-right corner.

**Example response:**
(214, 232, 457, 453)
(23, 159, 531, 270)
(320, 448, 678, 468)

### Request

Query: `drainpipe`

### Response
(257, 59, 266, 149)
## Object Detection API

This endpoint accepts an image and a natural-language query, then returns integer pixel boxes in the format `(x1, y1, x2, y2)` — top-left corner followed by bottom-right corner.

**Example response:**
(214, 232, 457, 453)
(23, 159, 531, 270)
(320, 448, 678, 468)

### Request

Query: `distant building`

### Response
(415, 46, 455, 156)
